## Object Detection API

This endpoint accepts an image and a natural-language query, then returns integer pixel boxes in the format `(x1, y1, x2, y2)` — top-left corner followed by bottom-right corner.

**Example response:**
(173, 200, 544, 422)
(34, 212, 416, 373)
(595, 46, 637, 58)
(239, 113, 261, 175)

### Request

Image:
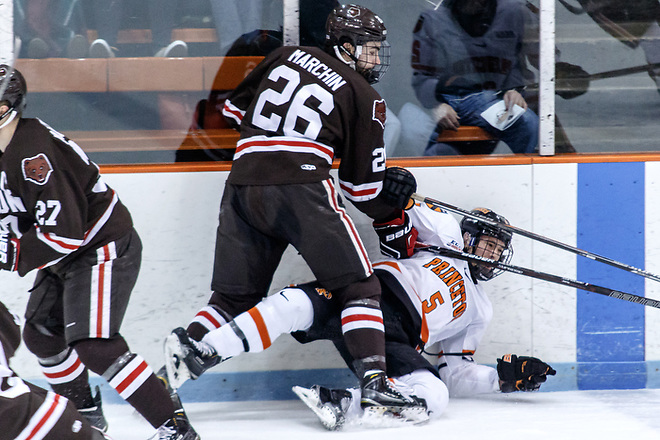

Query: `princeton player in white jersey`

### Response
(166, 194, 555, 429)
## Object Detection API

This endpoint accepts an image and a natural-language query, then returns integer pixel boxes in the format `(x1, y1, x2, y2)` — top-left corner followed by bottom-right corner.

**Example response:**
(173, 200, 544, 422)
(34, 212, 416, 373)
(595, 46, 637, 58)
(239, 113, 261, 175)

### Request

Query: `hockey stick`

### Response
(420, 245, 660, 309)
(527, 62, 660, 92)
(410, 193, 660, 283)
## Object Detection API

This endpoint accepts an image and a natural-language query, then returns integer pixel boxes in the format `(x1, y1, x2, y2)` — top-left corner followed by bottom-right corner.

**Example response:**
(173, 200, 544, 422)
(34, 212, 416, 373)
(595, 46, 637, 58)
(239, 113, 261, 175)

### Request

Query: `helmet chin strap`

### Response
(334, 44, 363, 71)
(0, 110, 17, 130)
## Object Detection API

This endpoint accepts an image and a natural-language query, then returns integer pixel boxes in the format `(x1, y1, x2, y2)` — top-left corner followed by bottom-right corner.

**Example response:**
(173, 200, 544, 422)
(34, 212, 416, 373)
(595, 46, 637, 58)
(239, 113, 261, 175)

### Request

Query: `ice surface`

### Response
(104, 389, 660, 440)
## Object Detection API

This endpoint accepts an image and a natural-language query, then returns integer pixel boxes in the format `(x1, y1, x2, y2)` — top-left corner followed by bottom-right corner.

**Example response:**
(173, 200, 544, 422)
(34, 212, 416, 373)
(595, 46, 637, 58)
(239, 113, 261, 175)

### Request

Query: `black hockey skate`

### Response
(152, 412, 200, 440)
(292, 385, 352, 430)
(360, 372, 428, 422)
(164, 327, 221, 389)
(79, 385, 109, 432)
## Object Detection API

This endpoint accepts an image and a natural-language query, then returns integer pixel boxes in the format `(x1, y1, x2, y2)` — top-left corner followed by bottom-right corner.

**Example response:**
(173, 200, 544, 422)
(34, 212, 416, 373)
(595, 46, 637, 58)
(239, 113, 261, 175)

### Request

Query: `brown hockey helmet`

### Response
(0, 64, 27, 114)
(325, 4, 390, 83)
(326, 4, 387, 46)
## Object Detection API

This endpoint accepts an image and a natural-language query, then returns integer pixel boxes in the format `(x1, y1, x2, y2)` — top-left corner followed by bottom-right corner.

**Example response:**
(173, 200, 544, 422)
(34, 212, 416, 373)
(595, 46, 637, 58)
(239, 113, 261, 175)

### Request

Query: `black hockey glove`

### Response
(555, 62, 590, 99)
(373, 210, 418, 259)
(379, 166, 417, 210)
(0, 230, 19, 271)
(497, 354, 556, 393)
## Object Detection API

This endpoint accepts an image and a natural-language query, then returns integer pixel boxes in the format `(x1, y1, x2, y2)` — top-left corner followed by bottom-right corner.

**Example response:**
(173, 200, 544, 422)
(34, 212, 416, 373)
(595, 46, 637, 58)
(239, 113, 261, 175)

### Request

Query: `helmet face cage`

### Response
(461, 208, 514, 281)
(325, 4, 390, 83)
(0, 64, 27, 114)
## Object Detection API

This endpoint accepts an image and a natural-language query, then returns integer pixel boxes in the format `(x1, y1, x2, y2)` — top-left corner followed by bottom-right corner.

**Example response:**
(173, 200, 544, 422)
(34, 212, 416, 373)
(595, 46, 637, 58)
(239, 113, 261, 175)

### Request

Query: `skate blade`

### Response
(164, 333, 191, 390)
(292, 386, 342, 431)
(362, 404, 429, 426)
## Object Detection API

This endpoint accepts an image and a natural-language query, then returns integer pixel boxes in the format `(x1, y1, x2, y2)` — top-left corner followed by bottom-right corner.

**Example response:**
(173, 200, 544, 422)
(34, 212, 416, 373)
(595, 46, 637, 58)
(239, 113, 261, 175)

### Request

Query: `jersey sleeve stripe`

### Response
(338, 179, 382, 202)
(14, 392, 68, 440)
(35, 190, 120, 261)
(222, 100, 244, 125)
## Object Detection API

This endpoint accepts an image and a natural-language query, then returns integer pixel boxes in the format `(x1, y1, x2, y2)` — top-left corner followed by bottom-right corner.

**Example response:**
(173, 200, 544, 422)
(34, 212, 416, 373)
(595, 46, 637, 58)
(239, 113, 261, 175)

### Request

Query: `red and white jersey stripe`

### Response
(89, 241, 117, 338)
(234, 135, 335, 164)
(322, 179, 372, 277)
(35, 190, 121, 270)
(341, 306, 385, 333)
(41, 350, 85, 385)
(108, 354, 152, 399)
(192, 305, 228, 332)
(14, 392, 68, 440)
(338, 179, 382, 203)
(222, 99, 244, 126)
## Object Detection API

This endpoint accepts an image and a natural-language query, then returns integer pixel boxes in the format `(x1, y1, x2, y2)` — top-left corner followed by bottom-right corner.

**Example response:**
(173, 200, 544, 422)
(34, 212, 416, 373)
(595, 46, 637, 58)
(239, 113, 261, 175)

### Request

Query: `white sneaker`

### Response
(155, 40, 188, 58)
(66, 34, 89, 59)
(89, 39, 115, 58)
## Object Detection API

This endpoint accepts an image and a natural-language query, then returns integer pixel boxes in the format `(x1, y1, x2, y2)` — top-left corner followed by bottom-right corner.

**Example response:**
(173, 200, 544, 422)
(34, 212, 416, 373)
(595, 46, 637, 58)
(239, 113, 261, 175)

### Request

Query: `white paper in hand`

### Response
(480, 100, 525, 131)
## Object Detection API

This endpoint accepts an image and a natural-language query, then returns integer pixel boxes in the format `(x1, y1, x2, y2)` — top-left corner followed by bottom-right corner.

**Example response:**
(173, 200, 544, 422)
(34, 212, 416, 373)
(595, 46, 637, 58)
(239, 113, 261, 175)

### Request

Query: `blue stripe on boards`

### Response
(576, 162, 646, 390)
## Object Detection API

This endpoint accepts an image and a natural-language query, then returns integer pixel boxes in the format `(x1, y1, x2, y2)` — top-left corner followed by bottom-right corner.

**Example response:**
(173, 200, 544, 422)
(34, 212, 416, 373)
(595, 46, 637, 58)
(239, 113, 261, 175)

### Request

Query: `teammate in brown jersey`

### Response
(0, 65, 199, 440)
(163, 4, 425, 418)
(0, 300, 112, 440)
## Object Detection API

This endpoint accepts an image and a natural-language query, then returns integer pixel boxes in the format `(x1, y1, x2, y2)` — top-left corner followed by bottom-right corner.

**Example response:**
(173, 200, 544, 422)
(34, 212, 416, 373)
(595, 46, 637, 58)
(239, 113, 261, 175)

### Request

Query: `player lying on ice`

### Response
(164, 177, 556, 430)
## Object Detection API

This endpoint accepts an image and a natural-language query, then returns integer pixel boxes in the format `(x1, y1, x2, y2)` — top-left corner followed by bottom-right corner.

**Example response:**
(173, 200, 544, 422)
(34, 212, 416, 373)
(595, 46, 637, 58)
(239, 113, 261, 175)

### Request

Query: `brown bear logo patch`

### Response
(22, 153, 53, 185)
(372, 99, 386, 129)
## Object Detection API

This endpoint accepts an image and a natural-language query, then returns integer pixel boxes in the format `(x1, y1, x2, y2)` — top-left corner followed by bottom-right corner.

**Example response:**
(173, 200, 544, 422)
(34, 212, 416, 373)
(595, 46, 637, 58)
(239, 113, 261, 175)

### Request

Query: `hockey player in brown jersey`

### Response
(163, 4, 425, 418)
(0, 65, 199, 440)
(0, 300, 112, 440)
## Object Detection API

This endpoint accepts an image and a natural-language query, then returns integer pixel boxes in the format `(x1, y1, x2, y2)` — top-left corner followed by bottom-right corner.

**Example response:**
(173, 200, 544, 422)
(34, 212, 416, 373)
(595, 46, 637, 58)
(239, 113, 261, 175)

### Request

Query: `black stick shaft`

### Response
(422, 246, 660, 309)
(411, 194, 660, 283)
(527, 62, 660, 89)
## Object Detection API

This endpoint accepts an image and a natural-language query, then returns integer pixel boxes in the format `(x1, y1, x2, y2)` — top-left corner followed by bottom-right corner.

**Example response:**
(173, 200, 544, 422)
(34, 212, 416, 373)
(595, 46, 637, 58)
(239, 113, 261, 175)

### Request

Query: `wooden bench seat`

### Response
(437, 126, 493, 142)
(66, 129, 239, 153)
(15, 56, 263, 92)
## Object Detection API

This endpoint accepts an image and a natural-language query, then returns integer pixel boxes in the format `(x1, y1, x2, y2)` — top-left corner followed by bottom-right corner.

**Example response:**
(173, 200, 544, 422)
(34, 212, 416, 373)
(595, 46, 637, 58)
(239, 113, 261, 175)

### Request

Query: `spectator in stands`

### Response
(14, 0, 89, 59)
(411, 0, 540, 156)
(87, 0, 187, 58)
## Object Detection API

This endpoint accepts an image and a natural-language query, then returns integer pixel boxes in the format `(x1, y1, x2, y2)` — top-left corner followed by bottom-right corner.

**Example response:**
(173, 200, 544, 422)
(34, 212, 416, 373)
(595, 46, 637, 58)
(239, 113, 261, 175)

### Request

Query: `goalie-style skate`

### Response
(164, 327, 221, 390)
(292, 385, 352, 430)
